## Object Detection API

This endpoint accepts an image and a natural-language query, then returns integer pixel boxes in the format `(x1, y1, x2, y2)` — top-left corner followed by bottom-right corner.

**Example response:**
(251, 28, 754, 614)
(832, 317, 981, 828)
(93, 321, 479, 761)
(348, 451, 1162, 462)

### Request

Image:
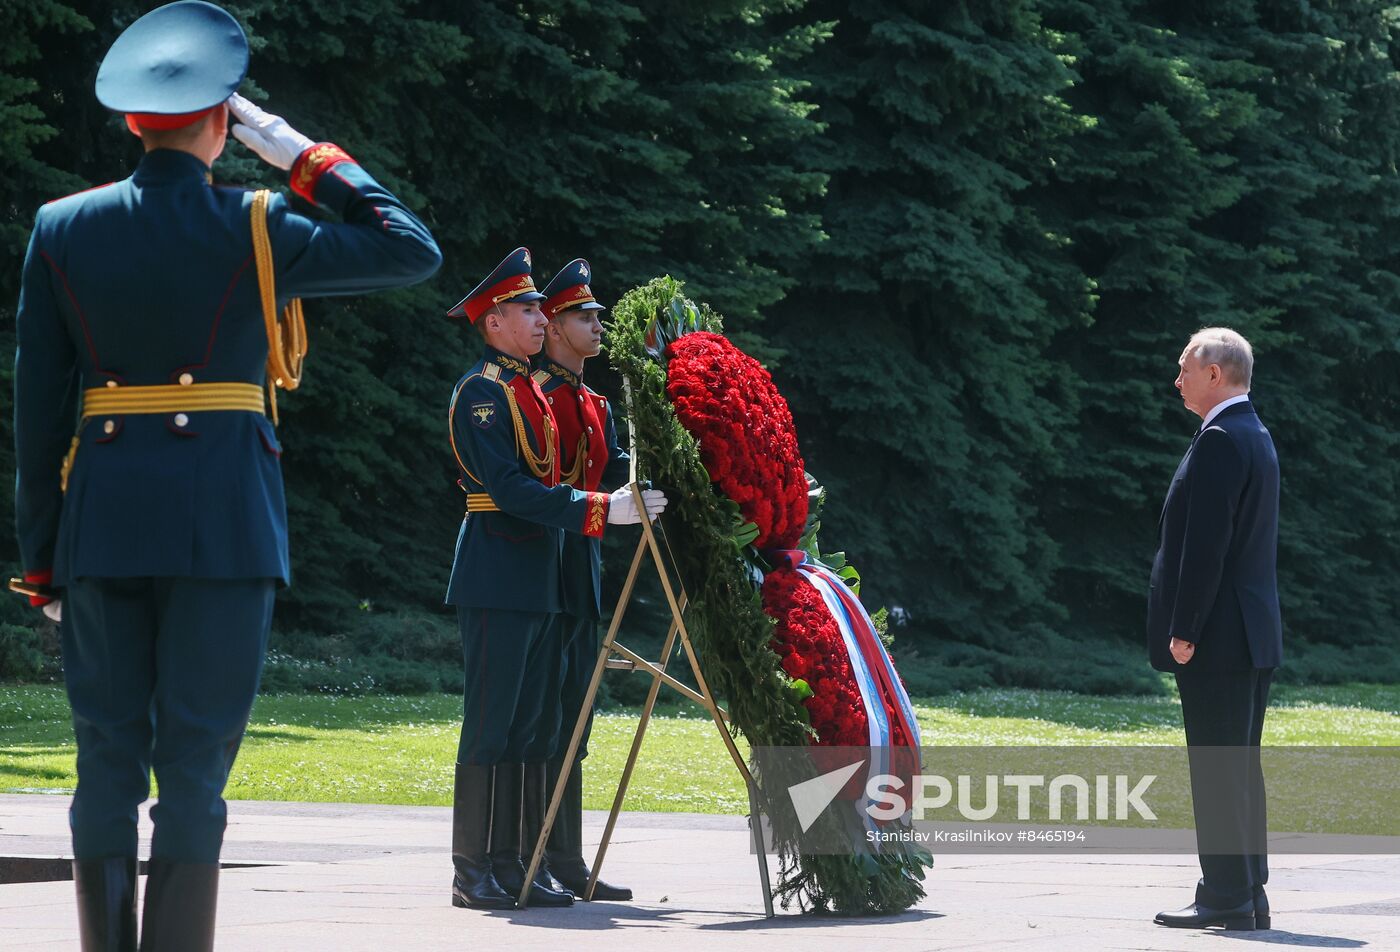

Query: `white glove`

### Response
(606, 488, 668, 525)
(228, 93, 315, 171)
(42, 600, 62, 624)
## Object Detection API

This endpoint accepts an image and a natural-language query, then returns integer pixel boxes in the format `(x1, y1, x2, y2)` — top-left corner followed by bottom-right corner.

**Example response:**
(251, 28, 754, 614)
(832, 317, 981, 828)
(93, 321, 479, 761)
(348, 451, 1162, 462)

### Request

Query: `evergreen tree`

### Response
(769, 1, 1105, 691)
(1041, 0, 1400, 677)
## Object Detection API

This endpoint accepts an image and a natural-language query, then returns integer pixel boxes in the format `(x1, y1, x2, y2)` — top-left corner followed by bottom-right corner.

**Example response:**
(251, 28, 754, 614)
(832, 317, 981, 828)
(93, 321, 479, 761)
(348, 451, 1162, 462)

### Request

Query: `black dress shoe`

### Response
(1254, 888, 1271, 930)
(1155, 900, 1256, 930)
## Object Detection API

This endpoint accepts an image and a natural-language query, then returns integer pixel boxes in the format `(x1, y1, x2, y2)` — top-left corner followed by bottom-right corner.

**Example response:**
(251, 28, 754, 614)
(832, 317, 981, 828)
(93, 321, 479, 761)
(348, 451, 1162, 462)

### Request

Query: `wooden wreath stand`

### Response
(518, 454, 776, 915)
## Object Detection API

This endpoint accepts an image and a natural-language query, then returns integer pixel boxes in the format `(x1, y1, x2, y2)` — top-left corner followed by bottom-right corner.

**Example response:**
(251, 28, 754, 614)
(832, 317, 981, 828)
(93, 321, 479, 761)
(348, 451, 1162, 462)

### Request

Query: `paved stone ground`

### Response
(2, 793, 1396, 950)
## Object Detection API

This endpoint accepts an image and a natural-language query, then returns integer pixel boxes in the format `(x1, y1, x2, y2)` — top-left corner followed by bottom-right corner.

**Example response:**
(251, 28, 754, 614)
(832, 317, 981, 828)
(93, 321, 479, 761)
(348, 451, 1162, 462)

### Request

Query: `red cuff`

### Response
(583, 493, 608, 538)
(25, 569, 54, 607)
(289, 143, 355, 203)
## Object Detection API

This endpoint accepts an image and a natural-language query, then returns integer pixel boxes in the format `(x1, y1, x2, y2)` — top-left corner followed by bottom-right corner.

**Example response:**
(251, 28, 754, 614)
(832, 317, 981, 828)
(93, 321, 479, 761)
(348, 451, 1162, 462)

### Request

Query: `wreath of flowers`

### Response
(609, 278, 928, 915)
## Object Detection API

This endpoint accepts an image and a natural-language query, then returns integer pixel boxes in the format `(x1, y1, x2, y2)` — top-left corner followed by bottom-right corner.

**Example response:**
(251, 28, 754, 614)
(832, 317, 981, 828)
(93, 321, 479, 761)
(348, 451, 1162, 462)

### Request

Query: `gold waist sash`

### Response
(82, 382, 266, 418)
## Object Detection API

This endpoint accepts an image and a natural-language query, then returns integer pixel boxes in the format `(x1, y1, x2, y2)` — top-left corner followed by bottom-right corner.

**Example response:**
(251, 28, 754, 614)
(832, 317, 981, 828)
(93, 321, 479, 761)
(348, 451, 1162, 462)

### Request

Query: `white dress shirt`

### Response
(1201, 392, 1250, 430)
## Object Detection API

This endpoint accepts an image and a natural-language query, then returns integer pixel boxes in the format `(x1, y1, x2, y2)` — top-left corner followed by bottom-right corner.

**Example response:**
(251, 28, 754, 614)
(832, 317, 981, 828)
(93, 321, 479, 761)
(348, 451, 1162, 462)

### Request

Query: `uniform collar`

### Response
(132, 149, 213, 186)
(483, 345, 531, 378)
(536, 356, 582, 389)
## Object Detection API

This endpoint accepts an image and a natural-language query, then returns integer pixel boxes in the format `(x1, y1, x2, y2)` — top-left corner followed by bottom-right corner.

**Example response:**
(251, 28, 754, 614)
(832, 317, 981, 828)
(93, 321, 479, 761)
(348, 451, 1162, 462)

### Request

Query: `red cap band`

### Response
(125, 106, 220, 136)
(545, 284, 597, 319)
(466, 274, 539, 323)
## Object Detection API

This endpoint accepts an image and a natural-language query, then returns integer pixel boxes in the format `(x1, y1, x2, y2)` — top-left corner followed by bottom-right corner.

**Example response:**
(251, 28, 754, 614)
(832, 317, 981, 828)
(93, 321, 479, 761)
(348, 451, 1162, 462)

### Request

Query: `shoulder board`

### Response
(450, 369, 486, 403)
(532, 369, 551, 386)
(483, 363, 501, 382)
(45, 182, 118, 206)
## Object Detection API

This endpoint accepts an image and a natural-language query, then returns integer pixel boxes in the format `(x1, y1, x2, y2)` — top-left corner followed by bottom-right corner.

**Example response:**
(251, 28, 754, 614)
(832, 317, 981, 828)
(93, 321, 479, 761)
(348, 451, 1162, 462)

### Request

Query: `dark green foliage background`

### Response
(2, 1, 1397, 693)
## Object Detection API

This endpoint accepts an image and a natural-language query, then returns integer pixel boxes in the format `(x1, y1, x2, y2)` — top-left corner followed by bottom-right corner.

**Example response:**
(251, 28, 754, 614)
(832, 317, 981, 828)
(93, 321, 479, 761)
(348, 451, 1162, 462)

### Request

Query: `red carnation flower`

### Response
(665, 332, 808, 550)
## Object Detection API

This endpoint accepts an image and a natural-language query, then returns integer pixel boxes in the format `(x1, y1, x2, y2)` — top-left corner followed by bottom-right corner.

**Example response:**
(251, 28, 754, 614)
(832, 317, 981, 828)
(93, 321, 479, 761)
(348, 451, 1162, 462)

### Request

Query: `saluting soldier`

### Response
(532, 259, 633, 900)
(443, 249, 664, 910)
(11, 3, 441, 949)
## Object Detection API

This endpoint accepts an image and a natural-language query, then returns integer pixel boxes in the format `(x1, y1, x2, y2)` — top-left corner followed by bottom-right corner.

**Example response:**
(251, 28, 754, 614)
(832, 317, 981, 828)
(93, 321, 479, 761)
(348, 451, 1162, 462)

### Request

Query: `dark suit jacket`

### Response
(1147, 400, 1282, 671)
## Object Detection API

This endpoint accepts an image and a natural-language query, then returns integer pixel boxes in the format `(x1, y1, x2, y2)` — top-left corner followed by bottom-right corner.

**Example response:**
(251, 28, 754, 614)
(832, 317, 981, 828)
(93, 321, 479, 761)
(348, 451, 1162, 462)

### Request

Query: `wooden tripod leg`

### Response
(586, 602, 685, 900)
(637, 506, 776, 916)
(518, 534, 650, 909)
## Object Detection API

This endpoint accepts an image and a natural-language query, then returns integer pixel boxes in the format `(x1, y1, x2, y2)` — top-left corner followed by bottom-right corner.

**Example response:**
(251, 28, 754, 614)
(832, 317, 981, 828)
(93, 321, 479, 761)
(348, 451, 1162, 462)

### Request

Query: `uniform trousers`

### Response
(456, 607, 565, 765)
(62, 576, 275, 863)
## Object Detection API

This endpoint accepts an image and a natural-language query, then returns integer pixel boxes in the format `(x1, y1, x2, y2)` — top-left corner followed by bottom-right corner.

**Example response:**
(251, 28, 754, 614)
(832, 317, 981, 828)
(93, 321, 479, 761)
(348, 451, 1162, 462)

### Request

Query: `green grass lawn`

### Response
(2, 683, 1397, 815)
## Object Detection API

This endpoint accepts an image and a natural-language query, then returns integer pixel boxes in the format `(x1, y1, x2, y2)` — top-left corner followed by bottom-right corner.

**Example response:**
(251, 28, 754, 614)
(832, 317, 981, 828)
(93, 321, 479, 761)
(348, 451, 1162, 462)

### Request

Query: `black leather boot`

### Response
(72, 857, 138, 952)
(546, 761, 632, 901)
(522, 762, 570, 895)
(452, 763, 515, 909)
(1254, 886, 1271, 930)
(138, 859, 219, 951)
(490, 762, 573, 907)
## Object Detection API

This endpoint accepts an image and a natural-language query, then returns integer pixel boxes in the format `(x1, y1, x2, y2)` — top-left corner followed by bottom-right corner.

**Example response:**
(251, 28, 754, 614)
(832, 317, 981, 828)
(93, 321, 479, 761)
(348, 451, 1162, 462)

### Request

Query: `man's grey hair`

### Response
(1185, 327, 1253, 389)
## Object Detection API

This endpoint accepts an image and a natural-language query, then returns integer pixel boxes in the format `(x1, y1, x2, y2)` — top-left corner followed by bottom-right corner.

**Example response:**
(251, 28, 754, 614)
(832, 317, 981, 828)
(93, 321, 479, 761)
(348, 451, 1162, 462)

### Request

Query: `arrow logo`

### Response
(787, 759, 866, 833)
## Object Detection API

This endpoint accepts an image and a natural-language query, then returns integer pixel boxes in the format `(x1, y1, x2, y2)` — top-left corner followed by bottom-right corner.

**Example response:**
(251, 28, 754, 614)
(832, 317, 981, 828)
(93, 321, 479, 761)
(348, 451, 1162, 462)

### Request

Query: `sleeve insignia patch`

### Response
(470, 402, 496, 428)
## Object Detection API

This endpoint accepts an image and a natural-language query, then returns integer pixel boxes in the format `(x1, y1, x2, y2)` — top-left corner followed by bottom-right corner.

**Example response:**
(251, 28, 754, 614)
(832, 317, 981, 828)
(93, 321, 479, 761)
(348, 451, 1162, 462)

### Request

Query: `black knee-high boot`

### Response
(138, 859, 218, 952)
(545, 761, 632, 900)
(72, 857, 138, 952)
(452, 763, 514, 909)
(489, 762, 573, 907)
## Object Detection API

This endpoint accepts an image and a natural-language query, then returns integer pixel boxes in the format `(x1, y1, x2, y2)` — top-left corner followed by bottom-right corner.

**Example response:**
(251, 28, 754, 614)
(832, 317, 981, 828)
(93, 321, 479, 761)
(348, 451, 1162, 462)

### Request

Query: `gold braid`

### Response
(559, 434, 588, 487)
(498, 380, 555, 480)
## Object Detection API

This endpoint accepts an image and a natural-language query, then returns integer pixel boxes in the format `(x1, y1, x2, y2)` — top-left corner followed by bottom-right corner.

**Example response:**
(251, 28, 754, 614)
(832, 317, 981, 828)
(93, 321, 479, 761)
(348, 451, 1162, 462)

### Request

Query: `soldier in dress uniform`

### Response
(11, 3, 441, 949)
(443, 249, 664, 910)
(532, 259, 633, 900)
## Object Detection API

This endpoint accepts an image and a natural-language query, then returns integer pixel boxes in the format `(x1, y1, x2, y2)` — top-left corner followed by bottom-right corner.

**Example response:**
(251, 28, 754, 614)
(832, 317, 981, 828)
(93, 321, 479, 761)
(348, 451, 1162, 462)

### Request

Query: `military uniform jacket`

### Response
(533, 358, 630, 620)
(14, 147, 442, 587)
(446, 347, 610, 611)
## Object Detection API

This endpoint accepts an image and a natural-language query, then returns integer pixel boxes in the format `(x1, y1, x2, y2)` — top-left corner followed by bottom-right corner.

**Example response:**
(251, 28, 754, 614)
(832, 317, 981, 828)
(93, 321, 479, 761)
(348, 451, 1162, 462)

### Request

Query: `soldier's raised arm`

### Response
(227, 93, 441, 294)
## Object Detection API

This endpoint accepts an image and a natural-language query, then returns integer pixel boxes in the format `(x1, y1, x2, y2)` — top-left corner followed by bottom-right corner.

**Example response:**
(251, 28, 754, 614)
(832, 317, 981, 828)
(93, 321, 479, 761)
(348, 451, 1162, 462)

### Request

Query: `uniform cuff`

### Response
(25, 569, 54, 607)
(583, 493, 608, 538)
(289, 143, 356, 204)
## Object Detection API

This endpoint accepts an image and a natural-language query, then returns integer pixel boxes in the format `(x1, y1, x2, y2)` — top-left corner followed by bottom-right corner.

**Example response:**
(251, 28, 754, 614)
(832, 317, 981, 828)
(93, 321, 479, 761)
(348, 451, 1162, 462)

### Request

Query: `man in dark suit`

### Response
(12, 4, 440, 949)
(1148, 327, 1282, 933)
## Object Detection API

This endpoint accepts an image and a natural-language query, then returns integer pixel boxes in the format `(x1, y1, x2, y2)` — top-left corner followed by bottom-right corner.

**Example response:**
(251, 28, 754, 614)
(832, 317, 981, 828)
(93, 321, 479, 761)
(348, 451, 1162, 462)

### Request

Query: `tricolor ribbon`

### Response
(771, 550, 922, 826)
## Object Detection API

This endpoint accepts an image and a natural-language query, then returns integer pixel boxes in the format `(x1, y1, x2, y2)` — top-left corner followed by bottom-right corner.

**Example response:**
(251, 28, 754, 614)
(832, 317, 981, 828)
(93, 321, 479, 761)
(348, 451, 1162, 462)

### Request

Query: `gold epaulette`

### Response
(532, 369, 551, 386)
(483, 363, 501, 382)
